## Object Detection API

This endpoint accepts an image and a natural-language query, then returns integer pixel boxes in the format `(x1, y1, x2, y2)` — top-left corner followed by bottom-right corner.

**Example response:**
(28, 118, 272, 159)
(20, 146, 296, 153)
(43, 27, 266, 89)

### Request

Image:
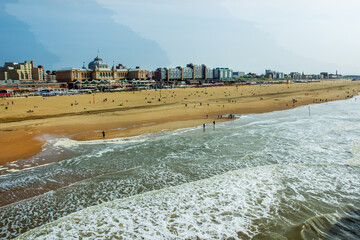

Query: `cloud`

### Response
(3, 0, 359, 73)
(5, 0, 170, 70)
(221, 0, 360, 72)
(96, 0, 354, 73)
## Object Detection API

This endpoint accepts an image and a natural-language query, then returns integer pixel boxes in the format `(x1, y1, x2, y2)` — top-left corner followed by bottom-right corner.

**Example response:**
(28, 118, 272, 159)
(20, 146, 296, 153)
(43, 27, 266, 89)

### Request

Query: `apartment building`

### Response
(0, 60, 44, 82)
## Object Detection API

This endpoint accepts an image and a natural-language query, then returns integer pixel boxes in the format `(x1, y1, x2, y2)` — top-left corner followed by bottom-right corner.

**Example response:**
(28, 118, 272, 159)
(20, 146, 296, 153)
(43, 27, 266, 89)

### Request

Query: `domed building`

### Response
(56, 54, 149, 85)
(88, 55, 109, 70)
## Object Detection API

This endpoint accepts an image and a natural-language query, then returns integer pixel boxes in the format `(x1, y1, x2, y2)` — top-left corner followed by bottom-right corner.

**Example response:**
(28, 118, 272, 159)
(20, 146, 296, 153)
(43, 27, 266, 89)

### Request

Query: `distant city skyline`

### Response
(1, 0, 360, 74)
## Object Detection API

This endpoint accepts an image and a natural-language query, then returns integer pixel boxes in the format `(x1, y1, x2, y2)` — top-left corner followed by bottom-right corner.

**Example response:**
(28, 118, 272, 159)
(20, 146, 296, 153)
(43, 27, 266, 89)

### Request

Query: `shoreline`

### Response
(1, 80, 360, 166)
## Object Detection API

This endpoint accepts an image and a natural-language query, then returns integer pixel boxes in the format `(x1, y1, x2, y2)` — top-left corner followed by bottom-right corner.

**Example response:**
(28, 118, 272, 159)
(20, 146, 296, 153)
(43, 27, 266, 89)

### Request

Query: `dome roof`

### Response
(88, 55, 109, 70)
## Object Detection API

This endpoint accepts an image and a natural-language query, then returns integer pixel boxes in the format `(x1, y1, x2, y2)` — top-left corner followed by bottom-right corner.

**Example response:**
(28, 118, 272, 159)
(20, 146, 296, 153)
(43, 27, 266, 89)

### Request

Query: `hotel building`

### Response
(213, 68, 233, 81)
(154, 63, 215, 82)
(56, 55, 148, 83)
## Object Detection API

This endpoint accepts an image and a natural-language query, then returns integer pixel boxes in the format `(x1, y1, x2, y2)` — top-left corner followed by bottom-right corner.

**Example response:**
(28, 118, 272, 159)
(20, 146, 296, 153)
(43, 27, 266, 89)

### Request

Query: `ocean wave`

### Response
(17, 164, 360, 239)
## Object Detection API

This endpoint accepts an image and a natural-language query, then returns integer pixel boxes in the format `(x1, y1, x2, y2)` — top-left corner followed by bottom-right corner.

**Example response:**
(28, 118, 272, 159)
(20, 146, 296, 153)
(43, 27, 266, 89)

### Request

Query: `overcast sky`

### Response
(1, 0, 359, 74)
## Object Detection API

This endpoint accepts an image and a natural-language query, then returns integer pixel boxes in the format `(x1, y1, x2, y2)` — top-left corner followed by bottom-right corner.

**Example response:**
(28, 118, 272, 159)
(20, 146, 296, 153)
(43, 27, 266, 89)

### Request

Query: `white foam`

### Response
(52, 135, 150, 149)
(17, 164, 360, 239)
(51, 125, 203, 150)
(348, 141, 360, 166)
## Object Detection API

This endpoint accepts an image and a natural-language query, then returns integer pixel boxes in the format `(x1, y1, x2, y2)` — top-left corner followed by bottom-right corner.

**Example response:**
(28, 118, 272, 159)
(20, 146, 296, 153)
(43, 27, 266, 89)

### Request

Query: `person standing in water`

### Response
(102, 130, 105, 138)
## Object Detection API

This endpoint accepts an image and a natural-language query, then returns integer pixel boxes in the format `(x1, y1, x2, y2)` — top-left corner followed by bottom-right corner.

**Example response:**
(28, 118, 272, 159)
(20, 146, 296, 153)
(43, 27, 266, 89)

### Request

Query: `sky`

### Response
(1, 0, 359, 74)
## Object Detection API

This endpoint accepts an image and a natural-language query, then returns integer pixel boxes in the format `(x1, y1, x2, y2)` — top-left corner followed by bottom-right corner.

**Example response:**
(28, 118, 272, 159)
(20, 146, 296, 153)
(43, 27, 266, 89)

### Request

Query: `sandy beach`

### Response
(1, 80, 359, 165)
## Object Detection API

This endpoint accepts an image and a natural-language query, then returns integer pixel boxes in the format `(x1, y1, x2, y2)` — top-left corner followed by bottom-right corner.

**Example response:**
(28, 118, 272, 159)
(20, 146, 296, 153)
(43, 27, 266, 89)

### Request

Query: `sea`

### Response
(1, 96, 360, 239)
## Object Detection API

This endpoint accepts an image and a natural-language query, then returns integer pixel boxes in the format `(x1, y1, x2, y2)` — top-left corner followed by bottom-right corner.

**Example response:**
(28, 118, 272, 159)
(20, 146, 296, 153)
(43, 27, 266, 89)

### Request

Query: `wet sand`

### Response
(1, 80, 359, 165)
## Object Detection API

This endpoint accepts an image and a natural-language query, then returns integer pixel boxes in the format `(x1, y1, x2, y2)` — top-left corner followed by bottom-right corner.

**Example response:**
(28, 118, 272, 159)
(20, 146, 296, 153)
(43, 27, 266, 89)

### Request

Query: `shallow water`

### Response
(1, 97, 360, 239)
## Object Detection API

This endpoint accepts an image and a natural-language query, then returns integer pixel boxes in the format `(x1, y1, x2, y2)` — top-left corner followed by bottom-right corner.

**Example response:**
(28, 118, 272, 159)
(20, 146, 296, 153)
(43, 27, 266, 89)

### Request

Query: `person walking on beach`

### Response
(102, 130, 105, 138)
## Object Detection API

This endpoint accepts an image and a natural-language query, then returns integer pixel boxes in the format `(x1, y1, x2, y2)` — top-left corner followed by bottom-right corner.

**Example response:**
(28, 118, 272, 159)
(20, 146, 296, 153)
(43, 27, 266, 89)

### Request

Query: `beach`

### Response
(3, 89, 360, 239)
(1, 80, 359, 165)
